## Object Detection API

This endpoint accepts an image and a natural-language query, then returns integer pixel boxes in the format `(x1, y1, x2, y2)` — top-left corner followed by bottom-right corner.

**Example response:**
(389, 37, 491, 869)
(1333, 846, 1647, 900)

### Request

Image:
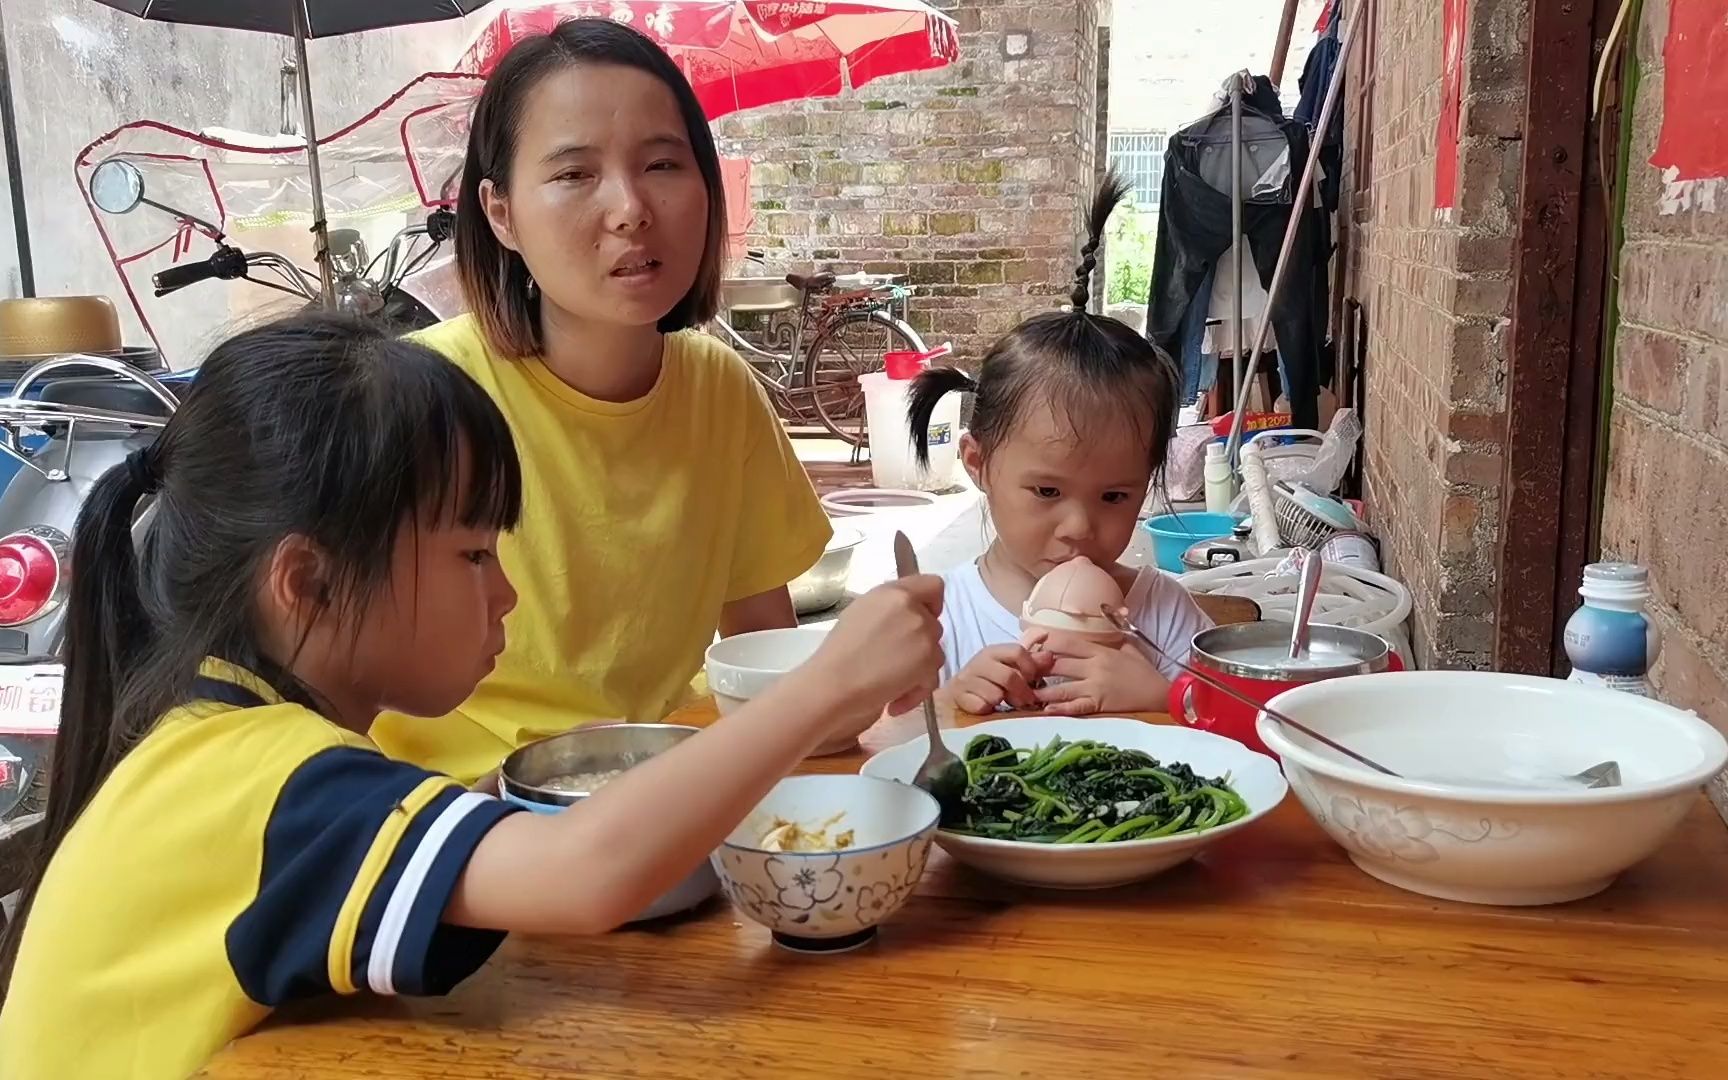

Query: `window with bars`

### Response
(1108, 130, 1169, 209)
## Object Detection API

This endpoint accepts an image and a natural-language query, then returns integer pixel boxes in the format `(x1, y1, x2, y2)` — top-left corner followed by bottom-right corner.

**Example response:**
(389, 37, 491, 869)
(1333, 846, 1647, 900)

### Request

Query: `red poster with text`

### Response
(1650, 0, 1728, 181)
(1434, 0, 1468, 211)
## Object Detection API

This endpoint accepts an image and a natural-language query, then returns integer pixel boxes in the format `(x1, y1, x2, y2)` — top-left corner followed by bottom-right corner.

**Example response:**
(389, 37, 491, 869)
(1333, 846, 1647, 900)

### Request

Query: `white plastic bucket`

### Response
(859, 371, 960, 491)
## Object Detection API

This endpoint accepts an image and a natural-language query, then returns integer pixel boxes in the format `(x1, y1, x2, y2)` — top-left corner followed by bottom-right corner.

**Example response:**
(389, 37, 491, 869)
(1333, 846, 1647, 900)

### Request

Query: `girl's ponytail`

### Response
(906, 365, 976, 468)
(0, 449, 158, 994)
(1069, 169, 1132, 313)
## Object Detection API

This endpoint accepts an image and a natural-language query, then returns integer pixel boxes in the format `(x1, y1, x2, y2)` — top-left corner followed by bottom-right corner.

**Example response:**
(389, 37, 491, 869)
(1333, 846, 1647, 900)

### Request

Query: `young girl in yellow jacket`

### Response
(0, 312, 943, 1079)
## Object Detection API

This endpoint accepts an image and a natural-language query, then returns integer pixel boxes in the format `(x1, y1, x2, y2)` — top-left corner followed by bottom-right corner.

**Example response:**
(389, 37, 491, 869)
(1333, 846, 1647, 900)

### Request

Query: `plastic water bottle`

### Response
(1564, 562, 1662, 697)
(1203, 442, 1238, 514)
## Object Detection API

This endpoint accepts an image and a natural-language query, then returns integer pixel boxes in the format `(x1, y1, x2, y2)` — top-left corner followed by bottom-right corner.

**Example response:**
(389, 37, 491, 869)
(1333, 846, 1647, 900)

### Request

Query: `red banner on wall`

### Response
(1434, 0, 1469, 212)
(1650, 0, 1728, 181)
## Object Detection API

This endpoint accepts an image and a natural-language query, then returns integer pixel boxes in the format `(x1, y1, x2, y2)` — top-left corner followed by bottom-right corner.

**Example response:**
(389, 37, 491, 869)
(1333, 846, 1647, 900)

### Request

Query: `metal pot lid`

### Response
(1190, 621, 1391, 681)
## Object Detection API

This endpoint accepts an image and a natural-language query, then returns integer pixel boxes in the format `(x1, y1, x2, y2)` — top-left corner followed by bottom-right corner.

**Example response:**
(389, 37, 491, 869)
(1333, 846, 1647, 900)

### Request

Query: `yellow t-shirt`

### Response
(0, 660, 520, 1080)
(371, 317, 831, 782)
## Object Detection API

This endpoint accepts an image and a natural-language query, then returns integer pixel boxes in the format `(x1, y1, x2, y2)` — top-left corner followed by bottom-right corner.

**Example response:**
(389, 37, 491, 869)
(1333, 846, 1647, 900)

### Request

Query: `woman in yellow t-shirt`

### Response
(372, 20, 832, 782)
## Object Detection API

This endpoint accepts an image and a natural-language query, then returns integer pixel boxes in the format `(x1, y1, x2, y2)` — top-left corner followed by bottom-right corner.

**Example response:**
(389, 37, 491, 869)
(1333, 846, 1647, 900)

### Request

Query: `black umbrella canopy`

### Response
(90, 0, 497, 38)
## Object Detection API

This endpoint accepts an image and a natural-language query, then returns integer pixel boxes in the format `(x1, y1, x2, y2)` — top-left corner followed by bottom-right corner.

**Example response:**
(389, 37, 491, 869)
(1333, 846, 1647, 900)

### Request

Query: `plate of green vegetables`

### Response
(859, 717, 1287, 889)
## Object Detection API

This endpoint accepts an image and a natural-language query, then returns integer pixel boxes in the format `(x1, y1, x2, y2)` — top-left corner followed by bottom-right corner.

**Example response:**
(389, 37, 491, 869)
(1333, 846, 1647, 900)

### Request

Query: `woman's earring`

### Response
(525, 272, 539, 299)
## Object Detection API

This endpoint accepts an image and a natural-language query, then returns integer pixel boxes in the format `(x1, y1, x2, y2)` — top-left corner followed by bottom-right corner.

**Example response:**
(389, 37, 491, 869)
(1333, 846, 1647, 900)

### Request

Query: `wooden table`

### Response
(205, 706, 1728, 1079)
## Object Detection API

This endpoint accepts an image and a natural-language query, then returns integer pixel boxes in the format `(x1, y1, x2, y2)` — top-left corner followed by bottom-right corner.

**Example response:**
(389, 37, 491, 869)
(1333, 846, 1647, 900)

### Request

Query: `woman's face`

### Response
(481, 62, 711, 330)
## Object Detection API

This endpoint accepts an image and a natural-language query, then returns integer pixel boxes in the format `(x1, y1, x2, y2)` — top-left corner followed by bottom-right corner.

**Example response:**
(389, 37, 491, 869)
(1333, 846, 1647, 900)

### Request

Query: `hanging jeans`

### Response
(1147, 118, 1332, 429)
(1178, 263, 1217, 405)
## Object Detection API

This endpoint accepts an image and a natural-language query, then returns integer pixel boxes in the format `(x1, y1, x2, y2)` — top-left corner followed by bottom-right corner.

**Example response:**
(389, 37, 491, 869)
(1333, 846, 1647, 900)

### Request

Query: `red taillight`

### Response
(0, 532, 60, 626)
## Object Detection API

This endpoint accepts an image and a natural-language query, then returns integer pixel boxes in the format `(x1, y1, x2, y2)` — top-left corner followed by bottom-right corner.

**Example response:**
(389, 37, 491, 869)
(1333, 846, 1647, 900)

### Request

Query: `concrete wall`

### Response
(1600, 0, 1728, 820)
(1344, 0, 1528, 669)
(0, 0, 475, 361)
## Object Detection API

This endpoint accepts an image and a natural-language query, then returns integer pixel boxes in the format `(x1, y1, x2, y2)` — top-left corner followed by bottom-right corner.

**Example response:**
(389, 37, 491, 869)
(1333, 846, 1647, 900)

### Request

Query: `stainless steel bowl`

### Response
(497, 724, 721, 921)
(789, 527, 863, 615)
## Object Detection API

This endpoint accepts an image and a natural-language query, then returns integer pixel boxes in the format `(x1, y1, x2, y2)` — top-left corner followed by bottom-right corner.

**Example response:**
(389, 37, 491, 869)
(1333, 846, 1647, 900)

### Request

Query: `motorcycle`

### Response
(0, 74, 483, 820)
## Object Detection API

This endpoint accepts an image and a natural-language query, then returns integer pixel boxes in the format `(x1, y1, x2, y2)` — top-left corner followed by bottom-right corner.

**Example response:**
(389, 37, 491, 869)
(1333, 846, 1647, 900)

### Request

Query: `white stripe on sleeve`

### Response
(367, 790, 495, 996)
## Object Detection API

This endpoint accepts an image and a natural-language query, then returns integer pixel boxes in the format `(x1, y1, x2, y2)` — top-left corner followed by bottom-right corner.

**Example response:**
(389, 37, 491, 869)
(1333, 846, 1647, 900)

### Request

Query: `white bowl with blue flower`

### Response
(712, 775, 940, 953)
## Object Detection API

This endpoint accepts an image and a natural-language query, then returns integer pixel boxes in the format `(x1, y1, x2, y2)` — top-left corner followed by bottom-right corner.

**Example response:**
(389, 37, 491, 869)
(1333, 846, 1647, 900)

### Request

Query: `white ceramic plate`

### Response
(859, 716, 1287, 889)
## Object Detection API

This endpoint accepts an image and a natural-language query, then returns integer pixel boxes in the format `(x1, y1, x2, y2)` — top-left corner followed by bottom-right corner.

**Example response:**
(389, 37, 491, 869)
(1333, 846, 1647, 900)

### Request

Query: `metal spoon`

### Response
(1099, 606, 1621, 789)
(892, 532, 968, 805)
(1288, 548, 1322, 661)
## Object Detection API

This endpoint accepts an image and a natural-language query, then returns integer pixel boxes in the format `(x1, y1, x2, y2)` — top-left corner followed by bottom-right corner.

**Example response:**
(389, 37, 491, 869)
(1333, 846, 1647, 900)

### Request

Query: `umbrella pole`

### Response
(292, 2, 335, 306)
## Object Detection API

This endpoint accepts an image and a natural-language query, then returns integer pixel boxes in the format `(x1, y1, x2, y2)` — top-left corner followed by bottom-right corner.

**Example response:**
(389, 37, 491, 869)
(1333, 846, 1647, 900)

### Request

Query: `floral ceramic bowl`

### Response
(1259, 672, 1728, 906)
(712, 775, 940, 953)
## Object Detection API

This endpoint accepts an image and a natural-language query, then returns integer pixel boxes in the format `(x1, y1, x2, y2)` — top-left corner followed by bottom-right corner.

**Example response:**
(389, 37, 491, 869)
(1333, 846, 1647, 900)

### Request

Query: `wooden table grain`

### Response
(204, 705, 1728, 1080)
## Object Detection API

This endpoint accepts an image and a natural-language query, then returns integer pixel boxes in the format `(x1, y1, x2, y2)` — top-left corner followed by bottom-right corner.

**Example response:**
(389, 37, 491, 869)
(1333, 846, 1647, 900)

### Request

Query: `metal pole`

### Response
(292, 4, 335, 306)
(0, 2, 34, 297)
(1229, 73, 1245, 421)
(1225, 4, 1362, 464)
(1268, 0, 1304, 87)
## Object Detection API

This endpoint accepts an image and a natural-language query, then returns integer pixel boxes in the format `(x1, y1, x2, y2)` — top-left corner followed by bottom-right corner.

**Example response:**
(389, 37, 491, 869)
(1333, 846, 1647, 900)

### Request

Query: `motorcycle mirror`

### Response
(91, 159, 146, 215)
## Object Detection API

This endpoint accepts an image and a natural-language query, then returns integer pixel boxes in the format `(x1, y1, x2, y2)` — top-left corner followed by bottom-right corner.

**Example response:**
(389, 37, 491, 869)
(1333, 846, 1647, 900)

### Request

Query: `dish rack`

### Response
(1272, 481, 1361, 548)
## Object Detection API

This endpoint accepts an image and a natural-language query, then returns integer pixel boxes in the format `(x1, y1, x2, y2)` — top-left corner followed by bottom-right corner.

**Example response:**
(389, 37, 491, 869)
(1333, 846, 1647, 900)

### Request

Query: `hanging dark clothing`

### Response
(1145, 76, 1332, 430)
(1296, 4, 1344, 212)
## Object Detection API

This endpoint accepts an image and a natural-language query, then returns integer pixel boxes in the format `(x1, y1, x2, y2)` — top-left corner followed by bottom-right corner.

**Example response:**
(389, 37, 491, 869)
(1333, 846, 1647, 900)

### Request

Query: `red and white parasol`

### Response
(454, 0, 960, 118)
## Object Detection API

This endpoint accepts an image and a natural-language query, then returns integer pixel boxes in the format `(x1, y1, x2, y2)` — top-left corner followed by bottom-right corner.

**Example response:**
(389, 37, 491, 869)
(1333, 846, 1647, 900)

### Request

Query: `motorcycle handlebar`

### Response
(152, 244, 248, 297)
(152, 260, 223, 294)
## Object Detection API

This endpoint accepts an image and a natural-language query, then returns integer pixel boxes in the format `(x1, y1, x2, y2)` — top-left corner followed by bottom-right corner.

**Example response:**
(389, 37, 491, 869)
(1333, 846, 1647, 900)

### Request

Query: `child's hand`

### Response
(806, 576, 946, 731)
(1031, 631, 1171, 715)
(946, 644, 1052, 715)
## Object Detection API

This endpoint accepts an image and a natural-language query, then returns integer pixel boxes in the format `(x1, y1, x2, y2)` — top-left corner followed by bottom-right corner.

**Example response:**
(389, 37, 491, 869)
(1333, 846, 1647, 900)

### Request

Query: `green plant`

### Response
(1105, 200, 1155, 306)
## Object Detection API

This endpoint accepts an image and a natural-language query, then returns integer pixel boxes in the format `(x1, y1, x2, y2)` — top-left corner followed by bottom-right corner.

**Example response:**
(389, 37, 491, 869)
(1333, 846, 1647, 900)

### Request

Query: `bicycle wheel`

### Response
(800, 310, 927, 447)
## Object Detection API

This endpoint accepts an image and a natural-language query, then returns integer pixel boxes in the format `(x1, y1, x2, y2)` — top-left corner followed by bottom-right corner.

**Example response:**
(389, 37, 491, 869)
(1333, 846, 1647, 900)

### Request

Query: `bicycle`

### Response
(708, 252, 940, 455)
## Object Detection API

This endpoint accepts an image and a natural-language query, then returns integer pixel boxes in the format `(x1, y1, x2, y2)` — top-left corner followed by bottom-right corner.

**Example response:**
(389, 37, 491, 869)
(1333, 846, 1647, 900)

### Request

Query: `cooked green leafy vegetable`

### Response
(943, 734, 1249, 843)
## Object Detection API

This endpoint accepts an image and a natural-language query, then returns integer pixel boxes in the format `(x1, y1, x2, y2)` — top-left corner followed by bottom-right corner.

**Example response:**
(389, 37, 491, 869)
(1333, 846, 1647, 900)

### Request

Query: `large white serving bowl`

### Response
(859, 716, 1288, 889)
(1258, 672, 1728, 906)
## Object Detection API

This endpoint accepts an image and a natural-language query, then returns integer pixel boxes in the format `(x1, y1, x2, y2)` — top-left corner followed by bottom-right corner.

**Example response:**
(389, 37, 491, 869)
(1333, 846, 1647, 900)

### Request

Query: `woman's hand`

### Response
(806, 576, 946, 732)
(1029, 631, 1170, 715)
(944, 644, 1051, 715)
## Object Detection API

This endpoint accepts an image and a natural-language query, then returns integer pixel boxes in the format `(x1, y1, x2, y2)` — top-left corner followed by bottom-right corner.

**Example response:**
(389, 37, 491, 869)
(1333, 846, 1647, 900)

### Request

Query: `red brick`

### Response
(1603, 414, 1728, 647)
(1441, 493, 1483, 555)
(1444, 448, 1505, 490)
(1645, 609, 1728, 745)
(1443, 408, 1507, 442)
(1615, 325, 1688, 415)
(1620, 242, 1728, 344)
(1682, 339, 1728, 445)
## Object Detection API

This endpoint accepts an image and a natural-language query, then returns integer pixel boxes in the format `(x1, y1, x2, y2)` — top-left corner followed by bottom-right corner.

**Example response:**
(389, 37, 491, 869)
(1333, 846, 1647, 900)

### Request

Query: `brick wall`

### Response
(1346, 0, 1527, 668)
(714, 0, 1106, 360)
(1599, 0, 1728, 819)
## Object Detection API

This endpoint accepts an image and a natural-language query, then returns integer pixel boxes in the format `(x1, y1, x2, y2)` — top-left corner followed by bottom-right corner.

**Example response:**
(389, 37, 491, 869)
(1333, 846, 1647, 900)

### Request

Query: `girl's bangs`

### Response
(405, 366, 524, 532)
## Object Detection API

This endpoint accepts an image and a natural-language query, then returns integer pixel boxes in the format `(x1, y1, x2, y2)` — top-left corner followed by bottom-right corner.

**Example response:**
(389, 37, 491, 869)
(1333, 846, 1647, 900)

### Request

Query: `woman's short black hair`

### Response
(456, 17, 729, 357)
(907, 171, 1181, 475)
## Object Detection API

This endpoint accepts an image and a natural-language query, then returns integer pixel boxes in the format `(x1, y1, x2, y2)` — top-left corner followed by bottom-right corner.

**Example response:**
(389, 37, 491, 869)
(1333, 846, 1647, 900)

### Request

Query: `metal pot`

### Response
(789, 527, 863, 614)
(1181, 522, 1256, 572)
(1170, 622, 1401, 756)
(498, 723, 720, 922)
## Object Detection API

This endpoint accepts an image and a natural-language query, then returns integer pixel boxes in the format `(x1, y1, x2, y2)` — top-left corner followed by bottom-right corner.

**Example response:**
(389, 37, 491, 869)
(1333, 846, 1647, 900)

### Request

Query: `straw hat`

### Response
(0, 296, 124, 358)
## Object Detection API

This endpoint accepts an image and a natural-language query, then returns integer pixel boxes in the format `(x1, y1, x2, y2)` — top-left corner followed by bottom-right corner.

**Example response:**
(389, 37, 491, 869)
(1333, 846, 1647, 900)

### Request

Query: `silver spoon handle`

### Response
(1289, 549, 1323, 660)
(892, 532, 944, 746)
(1101, 605, 1402, 779)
